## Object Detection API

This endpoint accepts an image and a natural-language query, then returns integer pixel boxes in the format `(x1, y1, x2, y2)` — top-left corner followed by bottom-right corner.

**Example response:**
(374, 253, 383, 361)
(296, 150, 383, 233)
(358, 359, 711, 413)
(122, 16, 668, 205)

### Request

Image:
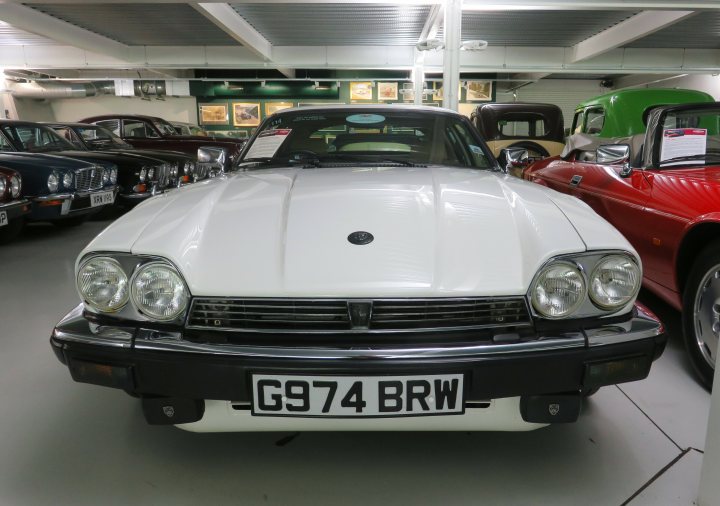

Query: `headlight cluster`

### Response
(183, 161, 193, 175)
(47, 172, 59, 192)
(10, 175, 20, 198)
(530, 252, 640, 319)
(109, 168, 118, 184)
(77, 255, 190, 322)
(0, 177, 5, 197)
(48, 170, 76, 192)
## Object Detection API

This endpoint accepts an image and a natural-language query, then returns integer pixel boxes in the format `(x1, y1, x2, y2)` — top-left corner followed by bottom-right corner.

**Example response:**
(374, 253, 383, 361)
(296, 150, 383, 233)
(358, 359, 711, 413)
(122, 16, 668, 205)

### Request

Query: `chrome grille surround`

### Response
(74, 166, 104, 192)
(186, 297, 532, 333)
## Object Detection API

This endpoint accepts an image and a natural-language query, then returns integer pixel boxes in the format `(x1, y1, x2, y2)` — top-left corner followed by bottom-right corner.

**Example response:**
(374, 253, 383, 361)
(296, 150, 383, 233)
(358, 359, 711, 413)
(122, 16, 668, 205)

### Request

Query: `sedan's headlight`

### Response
(589, 255, 641, 310)
(139, 168, 147, 182)
(102, 168, 110, 184)
(62, 171, 73, 189)
(170, 163, 178, 178)
(0, 177, 6, 197)
(9, 175, 20, 198)
(147, 167, 155, 180)
(131, 262, 189, 321)
(183, 161, 192, 175)
(531, 262, 586, 319)
(47, 172, 59, 193)
(77, 257, 129, 312)
(110, 168, 118, 184)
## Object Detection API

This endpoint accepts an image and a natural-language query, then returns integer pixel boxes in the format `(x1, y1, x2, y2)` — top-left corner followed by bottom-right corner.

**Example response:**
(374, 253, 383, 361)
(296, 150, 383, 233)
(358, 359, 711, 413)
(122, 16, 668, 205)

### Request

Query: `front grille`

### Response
(75, 166, 103, 192)
(187, 297, 532, 333)
(150, 164, 170, 189)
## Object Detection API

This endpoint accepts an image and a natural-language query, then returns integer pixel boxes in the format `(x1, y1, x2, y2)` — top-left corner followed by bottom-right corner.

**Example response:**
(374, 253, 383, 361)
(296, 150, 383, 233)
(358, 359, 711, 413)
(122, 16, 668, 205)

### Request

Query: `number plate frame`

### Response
(90, 191, 115, 207)
(251, 373, 465, 418)
(0, 211, 7, 227)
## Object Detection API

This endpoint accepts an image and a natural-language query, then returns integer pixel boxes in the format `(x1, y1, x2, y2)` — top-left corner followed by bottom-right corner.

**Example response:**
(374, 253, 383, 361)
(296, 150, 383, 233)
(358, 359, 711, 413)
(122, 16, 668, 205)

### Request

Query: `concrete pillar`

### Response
(442, 0, 462, 111)
(413, 61, 424, 105)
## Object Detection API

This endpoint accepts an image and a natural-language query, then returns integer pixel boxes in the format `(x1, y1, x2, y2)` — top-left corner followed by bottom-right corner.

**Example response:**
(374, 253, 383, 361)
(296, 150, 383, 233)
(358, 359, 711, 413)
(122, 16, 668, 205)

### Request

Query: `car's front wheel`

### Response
(683, 241, 720, 389)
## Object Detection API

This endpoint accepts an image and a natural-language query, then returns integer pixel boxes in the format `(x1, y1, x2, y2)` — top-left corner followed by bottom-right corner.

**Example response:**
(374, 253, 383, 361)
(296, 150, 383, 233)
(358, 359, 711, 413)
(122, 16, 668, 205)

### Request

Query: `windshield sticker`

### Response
(244, 129, 292, 159)
(469, 145, 483, 154)
(346, 114, 386, 124)
(660, 128, 707, 165)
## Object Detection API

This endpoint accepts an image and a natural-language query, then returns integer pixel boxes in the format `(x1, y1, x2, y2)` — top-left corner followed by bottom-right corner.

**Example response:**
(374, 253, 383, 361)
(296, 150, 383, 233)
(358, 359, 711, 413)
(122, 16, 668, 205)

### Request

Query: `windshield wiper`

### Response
(660, 152, 720, 165)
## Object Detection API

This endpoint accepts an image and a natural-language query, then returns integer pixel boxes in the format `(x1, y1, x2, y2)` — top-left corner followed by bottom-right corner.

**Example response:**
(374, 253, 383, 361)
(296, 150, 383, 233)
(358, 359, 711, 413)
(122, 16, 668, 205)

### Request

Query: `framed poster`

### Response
(350, 81, 373, 101)
(232, 102, 261, 127)
(466, 81, 493, 101)
(377, 82, 398, 101)
(265, 102, 294, 116)
(432, 83, 462, 102)
(198, 103, 229, 125)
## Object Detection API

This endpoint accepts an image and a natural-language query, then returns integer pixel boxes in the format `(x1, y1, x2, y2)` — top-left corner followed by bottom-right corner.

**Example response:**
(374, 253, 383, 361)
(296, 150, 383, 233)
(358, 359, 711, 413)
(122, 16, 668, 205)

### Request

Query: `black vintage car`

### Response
(0, 165, 30, 243)
(471, 103, 565, 177)
(0, 152, 116, 225)
(0, 120, 175, 208)
(46, 123, 205, 186)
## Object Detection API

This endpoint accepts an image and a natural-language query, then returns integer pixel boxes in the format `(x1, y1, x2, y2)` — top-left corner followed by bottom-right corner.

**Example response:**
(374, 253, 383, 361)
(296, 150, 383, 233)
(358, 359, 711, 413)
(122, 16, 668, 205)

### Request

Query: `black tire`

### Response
(682, 240, 720, 390)
(0, 218, 24, 244)
(53, 215, 88, 228)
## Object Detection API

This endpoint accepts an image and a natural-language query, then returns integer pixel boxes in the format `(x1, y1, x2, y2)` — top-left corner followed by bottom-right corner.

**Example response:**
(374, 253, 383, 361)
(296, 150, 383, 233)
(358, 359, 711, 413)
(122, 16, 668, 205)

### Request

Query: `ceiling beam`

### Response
(0, 3, 130, 59)
(192, 3, 272, 60)
(418, 4, 443, 42)
(571, 10, 697, 62)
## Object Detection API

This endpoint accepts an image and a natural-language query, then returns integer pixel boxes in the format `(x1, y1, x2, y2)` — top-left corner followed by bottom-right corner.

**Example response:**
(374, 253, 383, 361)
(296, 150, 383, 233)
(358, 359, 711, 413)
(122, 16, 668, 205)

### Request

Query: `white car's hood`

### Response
(85, 166, 632, 297)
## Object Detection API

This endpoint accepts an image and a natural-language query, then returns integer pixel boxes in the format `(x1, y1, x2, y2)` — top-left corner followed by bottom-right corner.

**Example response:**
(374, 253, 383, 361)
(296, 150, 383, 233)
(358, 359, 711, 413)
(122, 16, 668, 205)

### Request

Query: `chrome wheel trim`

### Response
(693, 264, 720, 370)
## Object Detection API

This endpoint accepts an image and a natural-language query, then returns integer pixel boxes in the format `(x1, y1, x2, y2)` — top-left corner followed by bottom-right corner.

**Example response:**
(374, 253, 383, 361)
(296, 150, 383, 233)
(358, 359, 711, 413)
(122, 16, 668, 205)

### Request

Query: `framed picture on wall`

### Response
(466, 81, 493, 101)
(232, 102, 261, 127)
(265, 102, 294, 116)
(198, 103, 229, 125)
(377, 82, 398, 101)
(432, 83, 462, 102)
(350, 81, 373, 101)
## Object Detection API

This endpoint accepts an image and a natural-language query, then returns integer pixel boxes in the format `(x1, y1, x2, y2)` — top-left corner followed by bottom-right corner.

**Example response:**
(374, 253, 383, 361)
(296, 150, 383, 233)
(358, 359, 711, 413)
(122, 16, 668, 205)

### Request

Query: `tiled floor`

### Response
(0, 219, 710, 506)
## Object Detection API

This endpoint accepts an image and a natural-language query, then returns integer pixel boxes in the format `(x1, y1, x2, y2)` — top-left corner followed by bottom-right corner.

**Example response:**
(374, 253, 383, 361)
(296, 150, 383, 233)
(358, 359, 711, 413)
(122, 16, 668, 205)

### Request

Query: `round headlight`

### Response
(110, 168, 118, 184)
(589, 255, 641, 310)
(131, 262, 189, 321)
(102, 169, 110, 184)
(9, 175, 20, 198)
(47, 172, 59, 193)
(0, 177, 6, 197)
(62, 171, 73, 189)
(77, 257, 129, 312)
(147, 167, 155, 180)
(531, 262, 586, 319)
(184, 161, 193, 175)
(139, 168, 147, 182)
(170, 164, 178, 177)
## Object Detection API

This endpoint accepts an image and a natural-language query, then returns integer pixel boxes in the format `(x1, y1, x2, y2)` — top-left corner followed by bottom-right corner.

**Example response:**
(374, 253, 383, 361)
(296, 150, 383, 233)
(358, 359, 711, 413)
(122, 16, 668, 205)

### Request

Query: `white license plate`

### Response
(90, 191, 114, 207)
(0, 211, 6, 227)
(252, 374, 464, 417)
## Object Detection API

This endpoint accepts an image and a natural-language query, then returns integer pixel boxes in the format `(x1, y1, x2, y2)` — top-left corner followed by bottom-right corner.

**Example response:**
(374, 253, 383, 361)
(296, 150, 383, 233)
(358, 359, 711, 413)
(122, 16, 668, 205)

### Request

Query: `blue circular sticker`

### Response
(346, 114, 386, 124)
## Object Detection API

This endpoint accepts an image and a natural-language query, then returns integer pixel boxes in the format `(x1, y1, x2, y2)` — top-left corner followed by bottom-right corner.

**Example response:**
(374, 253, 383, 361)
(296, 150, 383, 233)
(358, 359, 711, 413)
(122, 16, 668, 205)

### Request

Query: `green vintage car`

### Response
(571, 88, 714, 139)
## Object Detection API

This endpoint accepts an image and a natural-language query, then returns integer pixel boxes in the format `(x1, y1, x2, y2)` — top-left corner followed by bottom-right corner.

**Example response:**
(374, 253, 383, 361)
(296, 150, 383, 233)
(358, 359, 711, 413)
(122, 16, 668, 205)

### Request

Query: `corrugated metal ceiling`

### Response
(231, 3, 431, 46)
(626, 11, 720, 48)
(439, 10, 639, 46)
(28, 3, 240, 46)
(0, 21, 55, 45)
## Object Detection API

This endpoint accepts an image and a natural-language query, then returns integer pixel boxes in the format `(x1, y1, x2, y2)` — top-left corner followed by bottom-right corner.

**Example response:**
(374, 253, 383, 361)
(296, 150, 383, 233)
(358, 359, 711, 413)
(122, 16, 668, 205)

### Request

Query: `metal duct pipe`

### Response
(7, 81, 115, 99)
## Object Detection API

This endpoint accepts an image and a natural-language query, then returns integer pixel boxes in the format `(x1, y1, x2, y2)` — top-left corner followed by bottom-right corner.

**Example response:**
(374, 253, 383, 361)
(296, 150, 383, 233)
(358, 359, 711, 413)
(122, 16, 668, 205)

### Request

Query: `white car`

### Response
(51, 105, 665, 432)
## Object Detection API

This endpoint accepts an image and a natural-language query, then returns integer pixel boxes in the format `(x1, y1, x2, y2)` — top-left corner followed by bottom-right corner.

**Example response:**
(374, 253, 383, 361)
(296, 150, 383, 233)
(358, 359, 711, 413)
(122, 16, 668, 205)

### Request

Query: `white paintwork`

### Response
(81, 166, 634, 298)
(177, 397, 544, 432)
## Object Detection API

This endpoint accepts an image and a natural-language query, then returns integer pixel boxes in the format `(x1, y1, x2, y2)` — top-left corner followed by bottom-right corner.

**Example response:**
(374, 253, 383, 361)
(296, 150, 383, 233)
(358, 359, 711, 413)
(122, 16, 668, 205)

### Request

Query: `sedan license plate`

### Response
(0, 211, 6, 227)
(252, 374, 464, 417)
(90, 191, 114, 207)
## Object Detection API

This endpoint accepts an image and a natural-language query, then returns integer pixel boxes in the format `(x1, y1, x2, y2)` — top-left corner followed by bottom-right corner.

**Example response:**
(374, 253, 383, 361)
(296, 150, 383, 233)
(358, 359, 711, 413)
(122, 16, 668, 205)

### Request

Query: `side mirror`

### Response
(501, 147, 530, 175)
(197, 147, 226, 178)
(596, 144, 630, 165)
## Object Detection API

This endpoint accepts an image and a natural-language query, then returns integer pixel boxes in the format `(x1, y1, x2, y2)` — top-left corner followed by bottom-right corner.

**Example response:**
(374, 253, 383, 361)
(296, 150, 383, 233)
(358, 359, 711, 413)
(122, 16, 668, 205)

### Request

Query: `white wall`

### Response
(11, 98, 55, 122)
(49, 96, 198, 123)
(614, 74, 720, 99)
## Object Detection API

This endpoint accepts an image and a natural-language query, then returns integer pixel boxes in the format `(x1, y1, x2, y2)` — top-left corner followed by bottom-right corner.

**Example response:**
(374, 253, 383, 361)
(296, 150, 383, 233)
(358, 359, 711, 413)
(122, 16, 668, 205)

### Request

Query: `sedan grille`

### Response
(187, 297, 531, 333)
(150, 164, 170, 189)
(74, 166, 103, 192)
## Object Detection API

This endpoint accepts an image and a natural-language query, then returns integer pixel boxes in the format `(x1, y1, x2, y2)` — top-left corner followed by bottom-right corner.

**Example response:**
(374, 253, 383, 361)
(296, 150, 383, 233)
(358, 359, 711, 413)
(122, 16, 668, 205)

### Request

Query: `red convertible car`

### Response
(525, 101, 720, 387)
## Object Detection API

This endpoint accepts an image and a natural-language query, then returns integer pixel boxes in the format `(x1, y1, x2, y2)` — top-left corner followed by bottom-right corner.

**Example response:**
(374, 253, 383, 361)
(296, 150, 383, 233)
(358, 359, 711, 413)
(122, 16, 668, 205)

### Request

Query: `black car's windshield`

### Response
(659, 108, 720, 167)
(239, 109, 494, 170)
(1, 124, 75, 153)
(75, 125, 133, 150)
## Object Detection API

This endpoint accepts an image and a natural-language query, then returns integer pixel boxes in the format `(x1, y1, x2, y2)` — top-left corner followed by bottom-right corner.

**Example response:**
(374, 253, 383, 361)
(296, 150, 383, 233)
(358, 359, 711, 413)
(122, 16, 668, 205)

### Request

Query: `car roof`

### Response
(81, 114, 165, 122)
(43, 121, 98, 128)
(274, 104, 462, 116)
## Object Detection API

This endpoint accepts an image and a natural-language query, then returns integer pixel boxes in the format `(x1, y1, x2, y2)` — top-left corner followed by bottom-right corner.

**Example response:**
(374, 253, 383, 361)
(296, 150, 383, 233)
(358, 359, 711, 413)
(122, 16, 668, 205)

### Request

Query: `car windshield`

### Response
(658, 107, 720, 167)
(239, 109, 494, 170)
(154, 119, 180, 137)
(75, 125, 133, 150)
(1, 124, 75, 153)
